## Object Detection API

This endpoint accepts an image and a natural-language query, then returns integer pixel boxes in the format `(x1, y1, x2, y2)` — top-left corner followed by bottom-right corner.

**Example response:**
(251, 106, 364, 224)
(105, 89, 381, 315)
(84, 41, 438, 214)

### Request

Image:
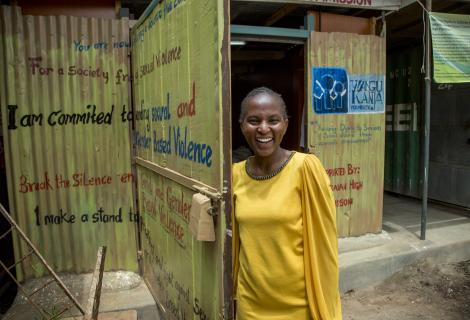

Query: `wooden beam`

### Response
(84, 246, 107, 320)
(135, 157, 221, 200)
(369, 17, 376, 35)
(115, 0, 121, 17)
(264, 4, 298, 26)
(231, 3, 246, 22)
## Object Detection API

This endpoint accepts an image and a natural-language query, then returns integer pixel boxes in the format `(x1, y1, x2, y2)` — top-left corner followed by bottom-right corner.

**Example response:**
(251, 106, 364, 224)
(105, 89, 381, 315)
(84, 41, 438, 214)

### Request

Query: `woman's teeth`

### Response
(256, 137, 273, 143)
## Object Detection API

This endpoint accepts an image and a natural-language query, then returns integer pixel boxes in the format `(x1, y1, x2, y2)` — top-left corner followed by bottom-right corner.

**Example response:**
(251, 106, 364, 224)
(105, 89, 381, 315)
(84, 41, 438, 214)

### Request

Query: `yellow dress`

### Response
(232, 152, 342, 320)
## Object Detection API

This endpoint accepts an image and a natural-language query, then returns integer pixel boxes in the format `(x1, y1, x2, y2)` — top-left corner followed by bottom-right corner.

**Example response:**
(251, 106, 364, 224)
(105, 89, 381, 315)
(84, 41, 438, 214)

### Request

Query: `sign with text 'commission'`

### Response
(0, 6, 137, 279)
(131, 0, 226, 319)
(309, 32, 386, 237)
(246, 0, 400, 10)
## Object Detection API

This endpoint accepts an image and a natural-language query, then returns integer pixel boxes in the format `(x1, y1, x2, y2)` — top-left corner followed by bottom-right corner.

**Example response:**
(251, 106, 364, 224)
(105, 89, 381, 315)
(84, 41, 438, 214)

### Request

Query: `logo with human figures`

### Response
(313, 67, 348, 114)
(313, 67, 385, 114)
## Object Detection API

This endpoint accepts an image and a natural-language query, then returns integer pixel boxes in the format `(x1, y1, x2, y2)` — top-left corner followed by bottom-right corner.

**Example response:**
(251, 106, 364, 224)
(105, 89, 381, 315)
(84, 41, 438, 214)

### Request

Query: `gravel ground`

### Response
(342, 259, 470, 320)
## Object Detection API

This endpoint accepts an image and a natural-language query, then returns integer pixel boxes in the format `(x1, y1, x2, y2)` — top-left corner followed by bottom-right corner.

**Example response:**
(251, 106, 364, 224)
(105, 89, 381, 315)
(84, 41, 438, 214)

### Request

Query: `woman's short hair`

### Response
(239, 87, 287, 122)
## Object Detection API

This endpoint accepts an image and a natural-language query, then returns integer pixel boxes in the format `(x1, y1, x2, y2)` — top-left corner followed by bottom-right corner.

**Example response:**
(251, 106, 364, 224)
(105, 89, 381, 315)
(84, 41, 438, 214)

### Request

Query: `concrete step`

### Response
(339, 217, 470, 293)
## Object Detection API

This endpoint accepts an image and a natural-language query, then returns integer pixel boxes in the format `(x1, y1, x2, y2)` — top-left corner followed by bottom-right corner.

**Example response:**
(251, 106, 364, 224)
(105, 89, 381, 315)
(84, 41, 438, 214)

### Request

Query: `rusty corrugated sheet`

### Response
(0, 5, 137, 280)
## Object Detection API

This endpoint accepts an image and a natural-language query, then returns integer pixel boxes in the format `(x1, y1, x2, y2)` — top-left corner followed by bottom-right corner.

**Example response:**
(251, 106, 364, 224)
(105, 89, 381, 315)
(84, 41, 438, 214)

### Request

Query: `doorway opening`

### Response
(231, 40, 305, 162)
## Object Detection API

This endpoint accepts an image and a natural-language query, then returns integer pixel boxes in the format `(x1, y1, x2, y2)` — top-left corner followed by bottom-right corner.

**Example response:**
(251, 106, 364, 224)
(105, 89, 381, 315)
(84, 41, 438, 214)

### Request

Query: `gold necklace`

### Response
(245, 152, 295, 181)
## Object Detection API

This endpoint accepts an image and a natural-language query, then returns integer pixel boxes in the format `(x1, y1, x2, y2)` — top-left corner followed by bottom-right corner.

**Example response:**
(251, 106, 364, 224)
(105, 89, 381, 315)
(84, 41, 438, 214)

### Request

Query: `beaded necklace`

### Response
(245, 151, 295, 181)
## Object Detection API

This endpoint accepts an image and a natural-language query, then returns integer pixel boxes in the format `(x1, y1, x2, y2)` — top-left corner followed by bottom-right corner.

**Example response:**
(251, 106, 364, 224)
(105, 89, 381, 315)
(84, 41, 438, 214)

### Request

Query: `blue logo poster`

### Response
(312, 67, 348, 114)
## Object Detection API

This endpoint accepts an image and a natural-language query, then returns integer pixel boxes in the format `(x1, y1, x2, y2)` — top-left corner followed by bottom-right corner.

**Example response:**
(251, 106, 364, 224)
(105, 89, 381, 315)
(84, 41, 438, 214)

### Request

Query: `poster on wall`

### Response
(429, 12, 470, 83)
(313, 67, 385, 114)
(0, 6, 137, 279)
(131, 0, 226, 318)
(309, 32, 386, 237)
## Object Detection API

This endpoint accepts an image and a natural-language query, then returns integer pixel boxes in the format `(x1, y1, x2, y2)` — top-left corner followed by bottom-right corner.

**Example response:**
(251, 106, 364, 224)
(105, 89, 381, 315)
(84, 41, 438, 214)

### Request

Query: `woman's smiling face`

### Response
(240, 93, 288, 158)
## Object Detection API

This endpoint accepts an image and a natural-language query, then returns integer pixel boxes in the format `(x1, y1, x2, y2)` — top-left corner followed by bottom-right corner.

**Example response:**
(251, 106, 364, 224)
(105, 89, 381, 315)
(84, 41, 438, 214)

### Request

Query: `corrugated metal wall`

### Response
(0, 6, 137, 280)
(429, 82, 470, 208)
(385, 46, 470, 208)
(385, 46, 422, 197)
(308, 32, 386, 237)
(131, 0, 227, 318)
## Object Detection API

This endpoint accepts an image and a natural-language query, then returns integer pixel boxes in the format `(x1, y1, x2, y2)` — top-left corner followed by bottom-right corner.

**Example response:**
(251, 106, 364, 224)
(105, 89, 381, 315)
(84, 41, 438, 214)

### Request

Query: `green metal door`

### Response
(385, 46, 422, 197)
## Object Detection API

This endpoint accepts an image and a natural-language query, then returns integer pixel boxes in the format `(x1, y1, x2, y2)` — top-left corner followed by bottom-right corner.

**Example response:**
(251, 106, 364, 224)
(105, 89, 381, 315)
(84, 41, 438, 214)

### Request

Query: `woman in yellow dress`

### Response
(232, 87, 342, 320)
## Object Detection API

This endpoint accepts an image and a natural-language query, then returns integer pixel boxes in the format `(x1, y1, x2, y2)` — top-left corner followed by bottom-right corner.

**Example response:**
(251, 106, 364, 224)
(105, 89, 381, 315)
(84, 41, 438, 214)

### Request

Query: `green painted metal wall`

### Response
(131, 0, 228, 318)
(385, 46, 422, 197)
(0, 6, 137, 280)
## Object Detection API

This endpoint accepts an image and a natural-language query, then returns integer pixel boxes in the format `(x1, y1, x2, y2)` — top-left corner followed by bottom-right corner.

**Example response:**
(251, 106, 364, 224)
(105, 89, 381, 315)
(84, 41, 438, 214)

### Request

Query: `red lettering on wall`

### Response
(176, 82, 196, 118)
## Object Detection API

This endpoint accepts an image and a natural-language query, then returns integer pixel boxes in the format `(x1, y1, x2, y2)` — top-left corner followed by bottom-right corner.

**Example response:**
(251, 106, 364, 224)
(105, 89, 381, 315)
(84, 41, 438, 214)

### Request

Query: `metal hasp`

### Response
(421, 0, 432, 240)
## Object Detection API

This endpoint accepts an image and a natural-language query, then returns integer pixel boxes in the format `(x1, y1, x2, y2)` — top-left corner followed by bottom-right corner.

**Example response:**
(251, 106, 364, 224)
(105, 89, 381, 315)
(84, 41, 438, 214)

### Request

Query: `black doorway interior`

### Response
(231, 41, 305, 162)
(0, 137, 16, 315)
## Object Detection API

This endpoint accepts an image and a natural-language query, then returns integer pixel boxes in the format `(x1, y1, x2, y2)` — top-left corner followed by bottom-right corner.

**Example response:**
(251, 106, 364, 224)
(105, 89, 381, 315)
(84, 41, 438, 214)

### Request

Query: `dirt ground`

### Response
(342, 259, 470, 320)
